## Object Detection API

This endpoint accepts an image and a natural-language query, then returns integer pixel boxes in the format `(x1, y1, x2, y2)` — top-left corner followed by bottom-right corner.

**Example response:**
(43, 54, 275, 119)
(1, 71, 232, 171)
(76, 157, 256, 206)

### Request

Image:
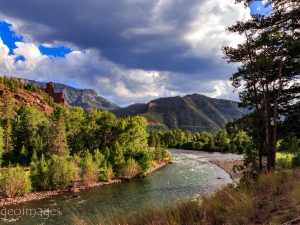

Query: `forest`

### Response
(0, 77, 170, 197)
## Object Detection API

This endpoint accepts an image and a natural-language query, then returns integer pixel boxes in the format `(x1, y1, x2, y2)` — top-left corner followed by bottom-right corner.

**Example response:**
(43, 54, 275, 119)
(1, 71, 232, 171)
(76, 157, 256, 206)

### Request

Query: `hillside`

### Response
(23, 79, 120, 111)
(112, 94, 248, 131)
(0, 78, 56, 114)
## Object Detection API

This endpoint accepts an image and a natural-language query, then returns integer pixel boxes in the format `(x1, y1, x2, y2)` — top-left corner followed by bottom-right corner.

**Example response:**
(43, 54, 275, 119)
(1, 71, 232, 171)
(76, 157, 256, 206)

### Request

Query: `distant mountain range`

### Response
(111, 94, 248, 131)
(23, 79, 247, 131)
(24, 79, 120, 111)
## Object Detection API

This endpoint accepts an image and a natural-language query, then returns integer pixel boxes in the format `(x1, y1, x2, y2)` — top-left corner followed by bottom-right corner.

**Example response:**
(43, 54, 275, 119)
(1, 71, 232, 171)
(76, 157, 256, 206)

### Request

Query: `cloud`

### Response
(0, 0, 251, 105)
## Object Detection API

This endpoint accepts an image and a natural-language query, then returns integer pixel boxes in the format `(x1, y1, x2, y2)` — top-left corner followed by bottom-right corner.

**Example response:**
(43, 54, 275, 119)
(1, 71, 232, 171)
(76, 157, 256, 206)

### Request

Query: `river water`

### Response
(0, 149, 242, 225)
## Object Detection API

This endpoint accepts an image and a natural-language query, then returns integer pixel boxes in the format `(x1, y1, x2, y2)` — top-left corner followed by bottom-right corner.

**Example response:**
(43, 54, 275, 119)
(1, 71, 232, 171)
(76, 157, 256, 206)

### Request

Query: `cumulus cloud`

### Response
(0, 0, 251, 105)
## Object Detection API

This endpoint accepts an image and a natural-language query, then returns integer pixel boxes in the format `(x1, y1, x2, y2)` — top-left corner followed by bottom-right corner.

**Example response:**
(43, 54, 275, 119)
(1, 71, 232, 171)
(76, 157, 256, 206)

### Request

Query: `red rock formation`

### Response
(147, 101, 157, 109)
(44, 82, 66, 105)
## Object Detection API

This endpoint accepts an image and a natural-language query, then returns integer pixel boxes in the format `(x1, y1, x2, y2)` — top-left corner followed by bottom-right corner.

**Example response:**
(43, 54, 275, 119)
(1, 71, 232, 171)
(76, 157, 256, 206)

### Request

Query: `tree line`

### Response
(148, 130, 253, 154)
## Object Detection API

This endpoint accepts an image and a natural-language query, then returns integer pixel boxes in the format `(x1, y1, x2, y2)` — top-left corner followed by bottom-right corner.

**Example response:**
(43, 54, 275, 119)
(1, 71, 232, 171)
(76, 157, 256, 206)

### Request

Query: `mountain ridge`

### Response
(112, 93, 248, 132)
(23, 79, 120, 111)
(14, 77, 247, 131)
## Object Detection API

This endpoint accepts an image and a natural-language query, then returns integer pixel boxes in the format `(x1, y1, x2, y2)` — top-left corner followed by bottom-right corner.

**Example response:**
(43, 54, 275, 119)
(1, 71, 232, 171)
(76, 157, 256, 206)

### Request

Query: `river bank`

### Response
(0, 160, 171, 208)
(208, 159, 245, 183)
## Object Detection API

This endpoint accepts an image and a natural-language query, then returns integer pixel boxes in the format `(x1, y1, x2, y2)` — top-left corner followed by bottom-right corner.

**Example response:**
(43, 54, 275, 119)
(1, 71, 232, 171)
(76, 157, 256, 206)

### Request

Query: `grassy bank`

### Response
(73, 169, 300, 225)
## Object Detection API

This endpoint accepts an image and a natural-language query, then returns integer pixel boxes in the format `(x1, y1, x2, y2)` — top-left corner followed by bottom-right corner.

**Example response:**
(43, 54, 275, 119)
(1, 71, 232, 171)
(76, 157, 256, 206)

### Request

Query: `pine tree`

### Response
(223, 0, 300, 169)
(1, 93, 15, 157)
(51, 109, 69, 157)
(0, 126, 4, 166)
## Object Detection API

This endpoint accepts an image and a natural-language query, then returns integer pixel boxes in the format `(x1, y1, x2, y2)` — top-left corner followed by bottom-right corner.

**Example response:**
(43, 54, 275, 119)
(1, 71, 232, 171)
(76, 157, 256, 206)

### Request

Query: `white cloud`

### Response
(183, 0, 250, 59)
(0, 38, 14, 74)
(0, 38, 239, 105)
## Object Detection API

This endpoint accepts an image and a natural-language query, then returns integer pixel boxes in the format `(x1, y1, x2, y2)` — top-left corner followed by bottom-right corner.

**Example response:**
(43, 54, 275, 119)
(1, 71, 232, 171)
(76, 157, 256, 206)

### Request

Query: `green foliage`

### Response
(12, 105, 47, 164)
(2, 77, 21, 91)
(111, 142, 126, 176)
(231, 131, 253, 154)
(24, 83, 39, 92)
(50, 108, 69, 157)
(0, 166, 31, 197)
(47, 155, 75, 189)
(80, 151, 99, 186)
(276, 153, 293, 170)
(0, 126, 4, 165)
(136, 151, 153, 172)
(123, 158, 141, 178)
(215, 130, 230, 152)
(292, 154, 300, 168)
(30, 152, 50, 190)
(279, 136, 300, 153)
(94, 149, 105, 168)
(99, 163, 114, 182)
(152, 129, 253, 154)
(0, 84, 157, 192)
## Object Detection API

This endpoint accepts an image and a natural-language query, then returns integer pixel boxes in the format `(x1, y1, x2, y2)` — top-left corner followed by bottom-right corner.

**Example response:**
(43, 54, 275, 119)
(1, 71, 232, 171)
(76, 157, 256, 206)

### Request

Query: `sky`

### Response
(0, 0, 270, 106)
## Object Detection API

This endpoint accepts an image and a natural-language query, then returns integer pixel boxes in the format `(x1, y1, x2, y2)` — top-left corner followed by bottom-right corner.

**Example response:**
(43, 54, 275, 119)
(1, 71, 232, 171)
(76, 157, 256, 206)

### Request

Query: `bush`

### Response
(181, 142, 194, 150)
(193, 141, 204, 150)
(48, 156, 75, 189)
(25, 83, 39, 92)
(162, 149, 171, 161)
(276, 152, 293, 169)
(30, 153, 50, 190)
(123, 158, 141, 178)
(136, 151, 153, 172)
(0, 166, 31, 197)
(292, 154, 300, 168)
(99, 163, 114, 182)
(80, 151, 99, 186)
(94, 149, 105, 167)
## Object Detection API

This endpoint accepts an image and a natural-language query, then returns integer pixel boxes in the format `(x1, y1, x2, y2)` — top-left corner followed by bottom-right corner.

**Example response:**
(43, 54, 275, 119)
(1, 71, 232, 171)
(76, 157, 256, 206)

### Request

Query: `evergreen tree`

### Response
(0, 126, 4, 166)
(51, 108, 69, 157)
(223, 0, 300, 169)
(111, 142, 125, 176)
(1, 93, 15, 158)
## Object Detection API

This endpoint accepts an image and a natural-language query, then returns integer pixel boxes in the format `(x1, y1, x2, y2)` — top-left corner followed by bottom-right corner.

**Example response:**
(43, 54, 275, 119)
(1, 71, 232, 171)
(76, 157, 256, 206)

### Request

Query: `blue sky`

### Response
(0, 0, 265, 105)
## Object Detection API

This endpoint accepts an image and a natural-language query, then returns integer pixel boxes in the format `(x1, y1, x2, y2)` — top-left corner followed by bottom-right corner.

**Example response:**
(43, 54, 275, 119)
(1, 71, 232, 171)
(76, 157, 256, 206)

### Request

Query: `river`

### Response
(0, 149, 243, 225)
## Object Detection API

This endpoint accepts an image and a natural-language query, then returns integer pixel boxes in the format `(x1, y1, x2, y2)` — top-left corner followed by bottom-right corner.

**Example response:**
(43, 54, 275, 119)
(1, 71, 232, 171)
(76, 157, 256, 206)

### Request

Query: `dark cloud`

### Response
(0, 0, 213, 73)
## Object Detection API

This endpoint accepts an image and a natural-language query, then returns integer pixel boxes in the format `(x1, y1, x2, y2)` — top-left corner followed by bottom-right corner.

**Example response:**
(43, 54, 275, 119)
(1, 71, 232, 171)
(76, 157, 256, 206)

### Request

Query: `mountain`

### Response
(23, 79, 120, 111)
(111, 94, 248, 131)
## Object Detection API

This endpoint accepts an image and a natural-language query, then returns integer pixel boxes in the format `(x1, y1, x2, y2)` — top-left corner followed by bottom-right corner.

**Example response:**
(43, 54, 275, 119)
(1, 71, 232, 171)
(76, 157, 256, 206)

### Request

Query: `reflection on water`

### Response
(1, 150, 237, 225)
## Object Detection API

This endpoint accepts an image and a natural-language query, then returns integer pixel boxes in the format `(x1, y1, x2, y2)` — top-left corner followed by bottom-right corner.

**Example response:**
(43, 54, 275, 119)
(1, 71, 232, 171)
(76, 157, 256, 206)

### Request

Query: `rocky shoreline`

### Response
(0, 160, 170, 208)
(209, 159, 245, 183)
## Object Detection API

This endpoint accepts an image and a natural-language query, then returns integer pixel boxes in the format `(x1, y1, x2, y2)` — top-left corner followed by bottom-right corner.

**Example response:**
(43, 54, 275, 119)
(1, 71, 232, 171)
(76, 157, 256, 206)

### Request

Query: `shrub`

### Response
(276, 152, 293, 169)
(292, 154, 300, 168)
(193, 141, 204, 150)
(80, 151, 99, 186)
(30, 153, 50, 190)
(0, 166, 31, 197)
(94, 149, 106, 167)
(48, 156, 75, 189)
(136, 151, 153, 172)
(181, 142, 194, 150)
(162, 149, 171, 161)
(123, 158, 141, 178)
(25, 83, 39, 92)
(99, 163, 114, 182)
(153, 146, 163, 161)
